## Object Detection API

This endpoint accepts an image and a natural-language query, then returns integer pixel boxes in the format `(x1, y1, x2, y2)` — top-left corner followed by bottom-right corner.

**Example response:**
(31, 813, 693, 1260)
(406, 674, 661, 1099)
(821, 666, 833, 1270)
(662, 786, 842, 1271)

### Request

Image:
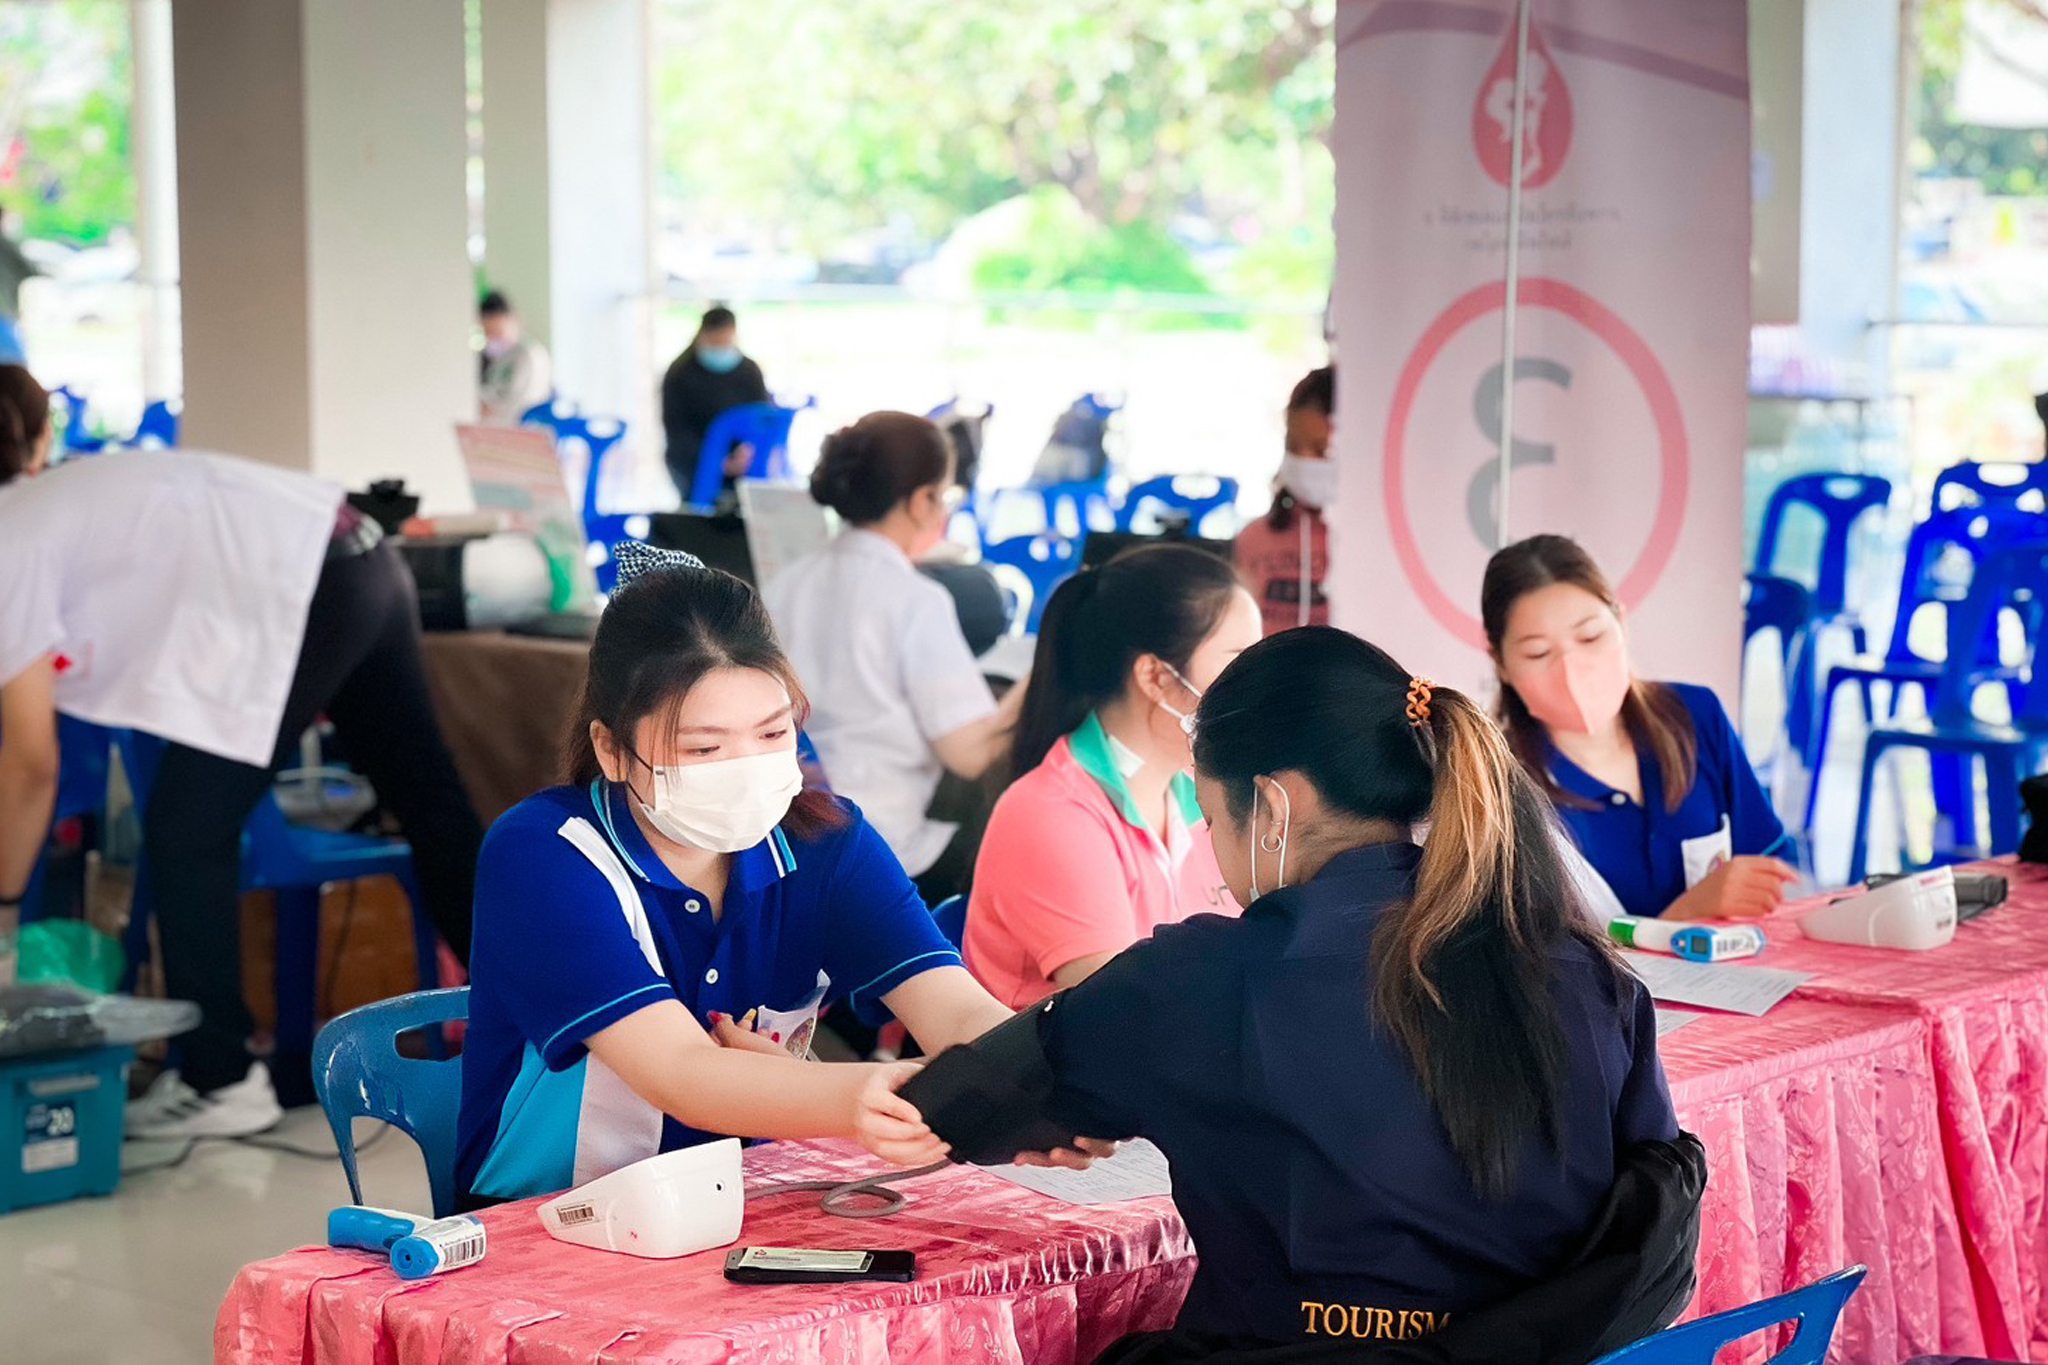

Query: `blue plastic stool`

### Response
(517, 398, 576, 438)
(126, 400, 179, 449)
(312, 987, 469, 1218)
(546, 414, 637, 592)
(113, 732, 445, 1089)
(1116, 475, 1240, 537)
(688, 402, 808, 509)
(982, 534, 1081, 634)
(1846, 540, 2048, 881)
(1590, 1266, 1865, 1365)
(1807, 503, 2043, 835)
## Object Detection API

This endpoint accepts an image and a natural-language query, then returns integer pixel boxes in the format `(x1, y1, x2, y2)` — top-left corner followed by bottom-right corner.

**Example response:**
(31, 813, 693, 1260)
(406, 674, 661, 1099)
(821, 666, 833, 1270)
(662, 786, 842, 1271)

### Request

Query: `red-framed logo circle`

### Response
(1381, 277, 1689, 648)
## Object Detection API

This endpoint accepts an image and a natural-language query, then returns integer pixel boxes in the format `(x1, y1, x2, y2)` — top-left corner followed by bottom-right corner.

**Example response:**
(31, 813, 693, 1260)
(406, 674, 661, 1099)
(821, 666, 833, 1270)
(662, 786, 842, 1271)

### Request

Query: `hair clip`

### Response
(1405, 677, 1434, 728)
(612, 541, 706, 589)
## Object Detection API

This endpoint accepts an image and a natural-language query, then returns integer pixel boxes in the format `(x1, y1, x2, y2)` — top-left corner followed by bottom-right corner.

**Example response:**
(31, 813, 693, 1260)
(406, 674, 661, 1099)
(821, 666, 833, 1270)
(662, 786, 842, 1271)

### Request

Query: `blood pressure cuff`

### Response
(896, 993, 1089, 1165)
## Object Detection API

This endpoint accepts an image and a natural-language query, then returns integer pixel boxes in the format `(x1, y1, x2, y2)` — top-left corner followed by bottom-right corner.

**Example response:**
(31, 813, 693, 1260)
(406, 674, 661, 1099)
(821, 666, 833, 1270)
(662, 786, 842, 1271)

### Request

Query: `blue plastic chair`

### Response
(1590, 1267, 1865, 1365)
(1743, 574, 1813, 679)
(544, 414, 640, 592)
(50, 386, 106, 454)
(687, 402, 808, 509)
(1753, 473, 1895, 618)
(1933, 459, 2048, 515)
(982, 534, 1081, 634)
(930, 894, 967, 948)
(1116, 475, 1241, 537)
(1806, 503, 2043, 833)
(1845, 540, 2048, 881)
(113, 731, 444, 1079)
(518, 397, 576, 438)
(313, 987, 469, 1218)
(126, 400, 179, 449)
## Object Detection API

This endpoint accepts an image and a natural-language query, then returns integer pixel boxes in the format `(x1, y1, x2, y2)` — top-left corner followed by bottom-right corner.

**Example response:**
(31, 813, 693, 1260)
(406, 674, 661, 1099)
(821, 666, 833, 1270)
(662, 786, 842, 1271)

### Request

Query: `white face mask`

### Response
(1279, 455, 1340, 510)
(635, 750, 803, 854)
(1158, 661, 1204, 739)
(1249, 778, 1292, 899)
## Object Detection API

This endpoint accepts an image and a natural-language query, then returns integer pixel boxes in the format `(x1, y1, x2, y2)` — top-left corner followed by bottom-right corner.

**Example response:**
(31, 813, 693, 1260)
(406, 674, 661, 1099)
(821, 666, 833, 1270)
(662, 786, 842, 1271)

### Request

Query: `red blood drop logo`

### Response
(1472, 21, 1572, 190)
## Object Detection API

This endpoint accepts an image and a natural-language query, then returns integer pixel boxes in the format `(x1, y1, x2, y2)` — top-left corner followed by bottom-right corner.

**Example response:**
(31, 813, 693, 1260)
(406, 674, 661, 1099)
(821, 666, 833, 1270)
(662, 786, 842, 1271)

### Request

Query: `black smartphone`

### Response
(723, 1247, 917, 1285)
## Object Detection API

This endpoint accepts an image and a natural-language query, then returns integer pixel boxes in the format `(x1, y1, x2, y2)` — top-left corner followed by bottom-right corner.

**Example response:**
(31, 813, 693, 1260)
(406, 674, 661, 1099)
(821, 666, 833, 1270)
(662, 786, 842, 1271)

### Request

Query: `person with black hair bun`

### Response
(963, 545, 1261, 1007)
(766, 412, 1023, 902)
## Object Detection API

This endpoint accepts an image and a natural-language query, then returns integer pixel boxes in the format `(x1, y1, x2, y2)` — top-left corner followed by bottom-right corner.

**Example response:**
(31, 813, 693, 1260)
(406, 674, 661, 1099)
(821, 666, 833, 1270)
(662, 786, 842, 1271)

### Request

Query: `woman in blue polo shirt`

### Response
(456, 547, 1017, 1203)
(1482, 535, 1796, 920)
(926, 628, 1684, 1348)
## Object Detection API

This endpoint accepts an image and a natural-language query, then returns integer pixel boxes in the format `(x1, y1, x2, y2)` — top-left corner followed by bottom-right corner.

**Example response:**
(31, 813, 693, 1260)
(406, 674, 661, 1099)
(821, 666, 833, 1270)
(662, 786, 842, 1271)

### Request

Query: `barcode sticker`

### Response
(441, 1233, 486, 1269)
(553, 1202, 596, 1226)
(23, 1138, 78, 1174)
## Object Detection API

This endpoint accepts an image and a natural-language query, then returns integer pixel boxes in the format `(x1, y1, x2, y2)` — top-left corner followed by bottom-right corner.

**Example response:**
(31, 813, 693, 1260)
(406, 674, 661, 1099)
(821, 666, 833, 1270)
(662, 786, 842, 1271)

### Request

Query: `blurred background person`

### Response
(1234, 365, 1334, 635)
(477, 290, 553, 424)
(662, 305, 769, 503)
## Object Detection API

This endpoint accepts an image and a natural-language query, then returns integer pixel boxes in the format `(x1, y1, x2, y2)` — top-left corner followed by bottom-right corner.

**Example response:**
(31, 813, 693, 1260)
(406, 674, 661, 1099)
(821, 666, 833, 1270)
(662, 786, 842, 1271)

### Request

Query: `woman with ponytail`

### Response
(904, 627, 1689, 1354)
(963, 545, 1260, 1006)
(766, 411, 1022, 900)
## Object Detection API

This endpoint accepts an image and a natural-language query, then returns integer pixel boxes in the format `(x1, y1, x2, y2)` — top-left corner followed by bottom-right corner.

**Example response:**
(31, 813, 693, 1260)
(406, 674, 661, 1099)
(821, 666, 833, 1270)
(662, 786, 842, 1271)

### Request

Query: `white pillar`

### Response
(171, 0, 476, 509)
(479, 0, 656, 429)
(1797, 0, 1902, 390)
(129, 0, 180, 405)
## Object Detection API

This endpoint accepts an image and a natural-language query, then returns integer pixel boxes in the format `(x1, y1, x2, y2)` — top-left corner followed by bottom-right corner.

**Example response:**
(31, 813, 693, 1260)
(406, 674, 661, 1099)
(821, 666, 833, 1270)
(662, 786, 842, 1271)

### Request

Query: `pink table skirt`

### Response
(217, 1141, 1192, 1365)
(1664, 1001, 1979, 1364)
(1758, 861, 2048, 1361)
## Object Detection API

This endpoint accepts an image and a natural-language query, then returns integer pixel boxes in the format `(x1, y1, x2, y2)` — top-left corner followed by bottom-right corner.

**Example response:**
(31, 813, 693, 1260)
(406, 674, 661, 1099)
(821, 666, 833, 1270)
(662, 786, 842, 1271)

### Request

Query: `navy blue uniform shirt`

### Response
(1039, 841, 1679, 1345)
(1550, 683, 1788, 918)
(456, 781, 959, 1202)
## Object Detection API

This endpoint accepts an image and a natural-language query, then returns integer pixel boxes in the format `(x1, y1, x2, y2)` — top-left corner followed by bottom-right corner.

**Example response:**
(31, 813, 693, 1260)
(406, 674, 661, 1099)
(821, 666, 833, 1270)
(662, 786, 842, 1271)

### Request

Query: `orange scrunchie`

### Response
(1405, 677, 1434, 728)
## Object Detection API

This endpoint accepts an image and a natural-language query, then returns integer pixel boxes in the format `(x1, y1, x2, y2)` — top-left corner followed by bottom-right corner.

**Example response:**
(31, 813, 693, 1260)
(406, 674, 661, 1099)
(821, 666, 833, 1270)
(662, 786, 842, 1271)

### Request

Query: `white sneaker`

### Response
(126, 1062, 284, 1140)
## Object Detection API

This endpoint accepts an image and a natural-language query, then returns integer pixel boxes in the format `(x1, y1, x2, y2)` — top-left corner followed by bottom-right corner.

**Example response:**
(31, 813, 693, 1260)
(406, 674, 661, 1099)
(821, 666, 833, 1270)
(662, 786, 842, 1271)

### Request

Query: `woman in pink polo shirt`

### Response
(1234, 365, 1334, 635)
(964, 545, 1263, 1007)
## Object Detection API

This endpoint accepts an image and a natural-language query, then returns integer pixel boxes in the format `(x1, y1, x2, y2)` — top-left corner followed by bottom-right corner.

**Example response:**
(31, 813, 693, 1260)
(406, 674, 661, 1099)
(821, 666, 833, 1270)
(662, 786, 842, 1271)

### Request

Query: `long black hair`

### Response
(1192, 626, 1622, 1199)
(1482, 534, 1697, 812)
(1010, 545, 1243, 778)
(565, 562, 842, 839)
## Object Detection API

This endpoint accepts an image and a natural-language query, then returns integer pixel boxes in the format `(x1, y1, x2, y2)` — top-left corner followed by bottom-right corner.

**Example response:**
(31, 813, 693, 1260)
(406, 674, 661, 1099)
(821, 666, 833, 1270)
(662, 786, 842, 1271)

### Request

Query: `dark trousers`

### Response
(145, 543, 482, 1093)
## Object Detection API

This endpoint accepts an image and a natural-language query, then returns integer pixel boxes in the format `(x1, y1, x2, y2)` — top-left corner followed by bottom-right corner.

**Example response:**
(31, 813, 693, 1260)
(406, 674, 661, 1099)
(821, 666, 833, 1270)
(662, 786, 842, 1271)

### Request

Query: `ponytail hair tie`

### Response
(1405, 677, 1434, 728)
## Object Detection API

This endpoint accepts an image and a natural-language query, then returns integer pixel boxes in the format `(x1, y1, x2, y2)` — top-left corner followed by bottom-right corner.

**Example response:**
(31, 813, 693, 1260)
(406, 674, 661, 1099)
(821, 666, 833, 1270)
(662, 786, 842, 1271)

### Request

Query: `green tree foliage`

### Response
(1914, 0, 2048, 196)
(0, 1, 135, 244)
(655, 0, 1333, 291)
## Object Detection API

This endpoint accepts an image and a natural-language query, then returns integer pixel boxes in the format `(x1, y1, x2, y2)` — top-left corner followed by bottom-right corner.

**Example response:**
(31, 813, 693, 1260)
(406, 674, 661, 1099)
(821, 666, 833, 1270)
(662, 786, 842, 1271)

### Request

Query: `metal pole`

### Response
(1495, 0, 1534, 550)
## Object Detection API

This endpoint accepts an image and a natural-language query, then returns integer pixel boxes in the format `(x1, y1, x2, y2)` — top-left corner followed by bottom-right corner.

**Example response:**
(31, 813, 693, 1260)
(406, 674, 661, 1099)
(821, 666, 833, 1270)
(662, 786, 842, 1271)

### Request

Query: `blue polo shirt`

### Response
(1038, 841, 1678, 1345)
(456, 781, 960, 1202)
(1548, 682, 1788, 918)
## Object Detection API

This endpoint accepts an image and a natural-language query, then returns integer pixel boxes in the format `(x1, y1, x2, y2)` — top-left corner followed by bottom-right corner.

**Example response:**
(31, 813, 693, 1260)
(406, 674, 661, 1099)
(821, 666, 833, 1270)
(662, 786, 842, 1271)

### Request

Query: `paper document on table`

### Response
(1622, 951, 1810, 1017)
(1654, 1009, 1705, 1038)
(978, 1139, 1172, 1205)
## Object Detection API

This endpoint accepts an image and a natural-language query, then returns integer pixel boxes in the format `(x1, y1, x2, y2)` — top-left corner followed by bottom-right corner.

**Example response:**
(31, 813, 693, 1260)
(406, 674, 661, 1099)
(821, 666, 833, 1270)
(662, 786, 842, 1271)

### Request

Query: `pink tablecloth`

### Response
(1662, 1001, 1976, 1364)
(1757, 860, 2048, 1361)
(217, 1141, 1192, 1365)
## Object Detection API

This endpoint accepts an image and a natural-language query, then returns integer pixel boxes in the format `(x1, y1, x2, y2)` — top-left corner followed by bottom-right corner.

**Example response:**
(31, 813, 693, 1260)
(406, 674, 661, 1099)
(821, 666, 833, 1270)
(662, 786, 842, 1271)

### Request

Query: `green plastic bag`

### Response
(18, 920, 125, 994)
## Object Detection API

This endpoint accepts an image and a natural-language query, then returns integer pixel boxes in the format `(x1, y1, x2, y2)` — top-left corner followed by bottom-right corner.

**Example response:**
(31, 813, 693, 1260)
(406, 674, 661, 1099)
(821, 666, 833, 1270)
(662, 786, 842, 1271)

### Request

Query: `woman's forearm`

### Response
(654, 1049, 868, 1139)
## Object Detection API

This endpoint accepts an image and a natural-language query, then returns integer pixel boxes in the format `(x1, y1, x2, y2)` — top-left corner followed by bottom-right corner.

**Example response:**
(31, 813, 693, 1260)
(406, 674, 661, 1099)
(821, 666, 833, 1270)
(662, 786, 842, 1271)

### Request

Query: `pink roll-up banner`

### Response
(1329, 0, 1750, 701)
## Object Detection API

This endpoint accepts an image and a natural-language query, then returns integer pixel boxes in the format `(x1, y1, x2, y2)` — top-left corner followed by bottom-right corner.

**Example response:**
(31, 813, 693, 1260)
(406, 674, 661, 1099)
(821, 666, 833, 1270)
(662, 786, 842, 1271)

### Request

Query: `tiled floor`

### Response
(0, 1111, 429, 1365)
